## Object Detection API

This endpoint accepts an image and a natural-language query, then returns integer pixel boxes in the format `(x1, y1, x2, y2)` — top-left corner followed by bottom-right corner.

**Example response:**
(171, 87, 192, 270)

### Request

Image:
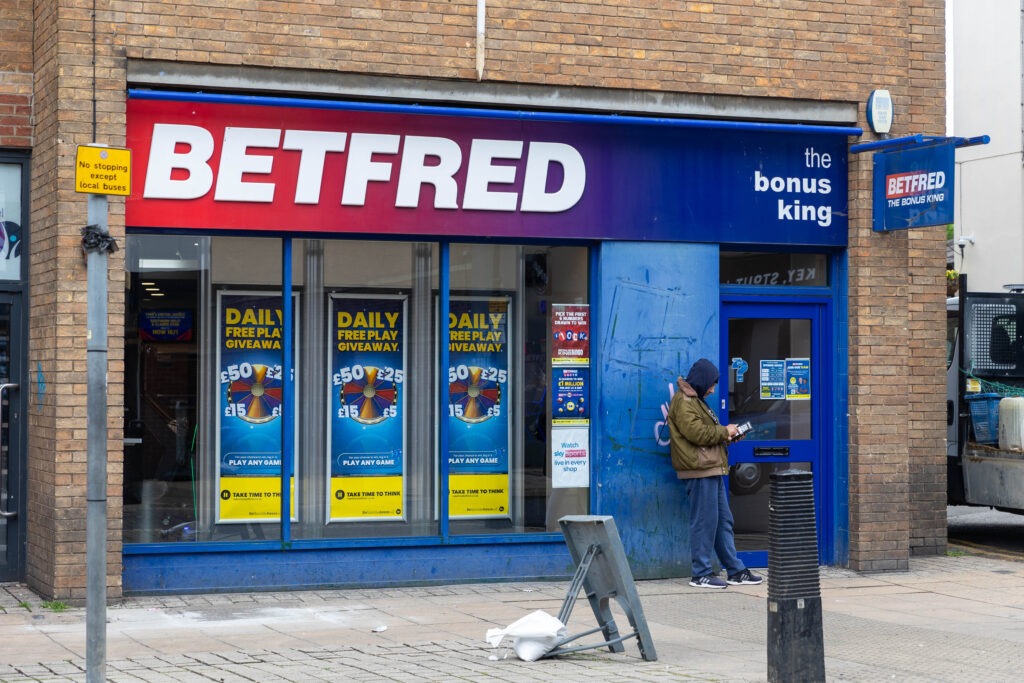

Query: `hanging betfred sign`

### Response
(126, 93, 853, 247)
(872, 140, 955, 232)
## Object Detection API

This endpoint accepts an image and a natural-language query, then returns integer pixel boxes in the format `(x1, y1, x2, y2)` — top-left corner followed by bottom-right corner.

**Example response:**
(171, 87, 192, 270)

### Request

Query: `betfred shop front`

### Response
(122, 91, 857, 593)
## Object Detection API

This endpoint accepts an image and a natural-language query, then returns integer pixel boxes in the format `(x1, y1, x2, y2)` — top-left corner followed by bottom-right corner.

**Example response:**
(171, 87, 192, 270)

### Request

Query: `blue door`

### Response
(720, 300, 830, 567)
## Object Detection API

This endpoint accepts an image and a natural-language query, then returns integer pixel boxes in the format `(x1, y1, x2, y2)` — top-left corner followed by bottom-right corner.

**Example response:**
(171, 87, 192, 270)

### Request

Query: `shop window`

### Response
(124, 236, 589, 544)
(720, 252, 828, 287)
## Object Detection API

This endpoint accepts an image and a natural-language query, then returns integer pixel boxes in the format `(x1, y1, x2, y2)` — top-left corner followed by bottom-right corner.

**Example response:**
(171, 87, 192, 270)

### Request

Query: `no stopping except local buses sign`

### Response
(75, 145, 132, 196)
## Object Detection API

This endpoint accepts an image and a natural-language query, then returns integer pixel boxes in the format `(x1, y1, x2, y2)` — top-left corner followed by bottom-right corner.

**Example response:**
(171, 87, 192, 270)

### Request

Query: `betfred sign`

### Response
(142, 124, 584, 213)
(873, 140, 955, 232)
(126, 94, 852, 246)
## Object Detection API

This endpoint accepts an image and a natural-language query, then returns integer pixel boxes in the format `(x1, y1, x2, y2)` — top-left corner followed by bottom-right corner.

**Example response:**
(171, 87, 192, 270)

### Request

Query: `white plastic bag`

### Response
(485, 609, 567, 662)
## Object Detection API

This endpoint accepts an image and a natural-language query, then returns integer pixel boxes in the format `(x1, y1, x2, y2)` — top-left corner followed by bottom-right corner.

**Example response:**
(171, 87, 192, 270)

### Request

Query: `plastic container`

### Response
(998, 397, 1024, 451)
(965, 393, 1001, 445)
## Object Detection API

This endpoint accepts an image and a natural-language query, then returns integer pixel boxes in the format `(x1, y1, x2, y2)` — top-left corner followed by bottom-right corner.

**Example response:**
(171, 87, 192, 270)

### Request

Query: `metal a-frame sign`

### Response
(545, 515, 658, 661)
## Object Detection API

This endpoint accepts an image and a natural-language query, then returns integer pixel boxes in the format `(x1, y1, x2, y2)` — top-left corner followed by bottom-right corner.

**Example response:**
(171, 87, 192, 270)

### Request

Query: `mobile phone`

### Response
(734, 421, 752, 439)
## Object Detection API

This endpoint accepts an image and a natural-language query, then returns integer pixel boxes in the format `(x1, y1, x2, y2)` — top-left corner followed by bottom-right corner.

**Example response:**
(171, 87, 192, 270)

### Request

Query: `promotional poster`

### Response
(216, 291, 298, 522)
(550, 303, 590, 488)
(447, 297, 511, 518)
(552, 366, 589, 426)
(328, 295, 407, 521)
(551, 427, 590, 489)
(551, 304, 590, 365)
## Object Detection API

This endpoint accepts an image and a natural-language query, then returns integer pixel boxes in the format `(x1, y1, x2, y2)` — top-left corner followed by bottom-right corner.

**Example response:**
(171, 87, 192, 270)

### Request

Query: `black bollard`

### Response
(767, 470, 825, 682)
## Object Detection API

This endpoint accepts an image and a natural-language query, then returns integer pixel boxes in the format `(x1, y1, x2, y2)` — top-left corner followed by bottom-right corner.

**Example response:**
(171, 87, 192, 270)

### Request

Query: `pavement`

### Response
(1, 548, 1023, 682)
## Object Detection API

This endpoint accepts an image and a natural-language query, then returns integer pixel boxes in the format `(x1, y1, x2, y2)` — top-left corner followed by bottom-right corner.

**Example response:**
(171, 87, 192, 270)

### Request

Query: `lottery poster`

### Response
(328, 295, 407, 521)
(446, 296, 511, 519)
(552, 366, 589, 426)
(551, 304, 590, 365)
(216, 290, 298, 523)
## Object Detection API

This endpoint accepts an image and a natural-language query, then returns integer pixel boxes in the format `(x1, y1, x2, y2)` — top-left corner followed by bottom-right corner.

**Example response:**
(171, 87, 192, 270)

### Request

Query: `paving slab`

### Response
(1, 552, 1023, 681)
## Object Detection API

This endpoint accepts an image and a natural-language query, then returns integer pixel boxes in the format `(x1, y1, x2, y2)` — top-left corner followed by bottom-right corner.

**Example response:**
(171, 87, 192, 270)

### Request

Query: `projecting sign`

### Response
(872, 140, 954, 232)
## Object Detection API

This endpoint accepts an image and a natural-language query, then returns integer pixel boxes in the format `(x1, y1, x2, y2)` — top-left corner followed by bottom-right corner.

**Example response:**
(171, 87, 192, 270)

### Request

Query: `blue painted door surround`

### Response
(594, 241, 720, 579)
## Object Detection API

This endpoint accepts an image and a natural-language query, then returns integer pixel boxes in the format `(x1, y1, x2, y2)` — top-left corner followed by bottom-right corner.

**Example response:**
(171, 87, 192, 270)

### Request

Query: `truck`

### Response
(947, 275, 1024, 513)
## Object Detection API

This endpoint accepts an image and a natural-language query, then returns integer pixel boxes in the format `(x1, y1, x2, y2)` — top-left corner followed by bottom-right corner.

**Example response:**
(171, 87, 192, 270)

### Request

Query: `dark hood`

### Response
(685, 358, 719, 400)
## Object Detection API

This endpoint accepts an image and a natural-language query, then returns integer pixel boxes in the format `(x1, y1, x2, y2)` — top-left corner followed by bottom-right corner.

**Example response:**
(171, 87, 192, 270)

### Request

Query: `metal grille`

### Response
(968, 302, 1016, 372)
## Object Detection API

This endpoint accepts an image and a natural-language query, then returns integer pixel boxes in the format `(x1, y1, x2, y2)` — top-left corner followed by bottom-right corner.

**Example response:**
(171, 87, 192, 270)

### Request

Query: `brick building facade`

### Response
(2, 0, 946, 600)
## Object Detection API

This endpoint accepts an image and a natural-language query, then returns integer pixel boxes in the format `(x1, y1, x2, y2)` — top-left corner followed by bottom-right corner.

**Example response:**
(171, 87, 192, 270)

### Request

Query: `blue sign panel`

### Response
(873, 140, 955, 232)
(128, 93, 854, 248)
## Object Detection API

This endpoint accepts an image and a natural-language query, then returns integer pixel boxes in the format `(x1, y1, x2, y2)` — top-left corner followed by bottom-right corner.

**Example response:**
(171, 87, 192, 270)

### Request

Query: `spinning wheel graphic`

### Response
(226, 363, 283, 424)
(341, 365, 398, 425)
(449, 366, 501, 424)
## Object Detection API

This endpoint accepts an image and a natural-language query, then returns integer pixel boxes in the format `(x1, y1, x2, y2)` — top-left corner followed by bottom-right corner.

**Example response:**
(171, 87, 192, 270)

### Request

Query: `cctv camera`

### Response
(956, 237, 968, 247)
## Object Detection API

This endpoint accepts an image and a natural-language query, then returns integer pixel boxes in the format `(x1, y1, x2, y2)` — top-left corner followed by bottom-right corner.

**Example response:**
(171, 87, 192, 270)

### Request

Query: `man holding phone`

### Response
(667, 358, 763, 589)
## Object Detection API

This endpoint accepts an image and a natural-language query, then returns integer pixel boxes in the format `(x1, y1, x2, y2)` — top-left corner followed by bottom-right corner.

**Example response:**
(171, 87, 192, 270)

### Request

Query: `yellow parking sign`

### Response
(75, 145, 131, 196)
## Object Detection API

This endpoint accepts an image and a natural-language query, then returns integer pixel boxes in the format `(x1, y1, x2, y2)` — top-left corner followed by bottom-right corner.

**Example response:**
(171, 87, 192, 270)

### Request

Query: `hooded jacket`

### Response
(667, 375, 731, 479)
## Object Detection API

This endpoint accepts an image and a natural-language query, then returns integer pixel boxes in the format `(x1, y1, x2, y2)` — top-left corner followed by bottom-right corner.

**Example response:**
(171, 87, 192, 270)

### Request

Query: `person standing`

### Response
(668, 358, 763, 589)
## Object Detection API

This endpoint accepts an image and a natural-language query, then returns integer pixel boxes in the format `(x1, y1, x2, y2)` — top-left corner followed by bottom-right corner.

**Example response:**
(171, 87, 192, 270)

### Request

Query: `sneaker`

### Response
(689, 575, 728, 589)
(727, 569, 763, 585)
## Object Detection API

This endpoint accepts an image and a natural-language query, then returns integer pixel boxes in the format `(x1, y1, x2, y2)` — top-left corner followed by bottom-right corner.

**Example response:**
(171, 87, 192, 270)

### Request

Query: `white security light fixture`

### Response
(867, 90, 894, 135)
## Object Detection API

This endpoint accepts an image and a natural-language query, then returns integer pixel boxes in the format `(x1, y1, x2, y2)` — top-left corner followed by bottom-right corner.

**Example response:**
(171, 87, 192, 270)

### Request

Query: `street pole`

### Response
(83, 195, 117, 683)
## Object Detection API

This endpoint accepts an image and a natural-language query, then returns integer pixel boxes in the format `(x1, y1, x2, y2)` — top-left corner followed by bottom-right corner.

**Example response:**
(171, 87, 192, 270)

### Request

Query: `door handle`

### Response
(0, 383, 18, 519)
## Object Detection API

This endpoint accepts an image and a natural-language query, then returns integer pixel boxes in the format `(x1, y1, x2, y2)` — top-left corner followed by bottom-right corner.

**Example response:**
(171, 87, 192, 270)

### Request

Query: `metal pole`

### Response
(83, 195, 116, 683)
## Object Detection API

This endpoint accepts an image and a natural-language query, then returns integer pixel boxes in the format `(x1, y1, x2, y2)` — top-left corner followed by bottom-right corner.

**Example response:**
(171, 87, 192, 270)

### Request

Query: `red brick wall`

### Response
(847, 0, 947, 570)
(0, 0, 33, 147)
(22, 0, 947, 597)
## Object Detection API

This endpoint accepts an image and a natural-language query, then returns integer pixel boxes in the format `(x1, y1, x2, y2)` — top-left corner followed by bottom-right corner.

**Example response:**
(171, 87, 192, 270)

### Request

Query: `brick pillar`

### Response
(27, 0, 126, 602)
(846, 0, 947, 571)
(906, 0, 949, 557)
(848, 148, 911, 571)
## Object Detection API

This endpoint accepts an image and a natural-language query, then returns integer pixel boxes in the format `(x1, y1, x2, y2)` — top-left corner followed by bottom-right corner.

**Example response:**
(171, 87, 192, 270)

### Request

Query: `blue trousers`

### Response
(683, 475, 745, 578)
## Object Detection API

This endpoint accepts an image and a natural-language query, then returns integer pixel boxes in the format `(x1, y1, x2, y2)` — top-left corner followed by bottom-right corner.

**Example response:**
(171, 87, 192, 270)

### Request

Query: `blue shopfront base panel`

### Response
(124, 542, 576, 595)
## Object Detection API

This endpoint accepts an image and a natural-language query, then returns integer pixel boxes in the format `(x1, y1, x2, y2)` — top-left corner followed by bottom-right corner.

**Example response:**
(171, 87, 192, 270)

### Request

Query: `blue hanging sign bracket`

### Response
(851, 134, 989, 233)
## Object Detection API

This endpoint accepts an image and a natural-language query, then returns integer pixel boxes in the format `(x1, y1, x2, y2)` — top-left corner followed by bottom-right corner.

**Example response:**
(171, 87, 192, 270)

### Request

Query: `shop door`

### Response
(720, 301, 826, 566)
(0, 295, 23, 581)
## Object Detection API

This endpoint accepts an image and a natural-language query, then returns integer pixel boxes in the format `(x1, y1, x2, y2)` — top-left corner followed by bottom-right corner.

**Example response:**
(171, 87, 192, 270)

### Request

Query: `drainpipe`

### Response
(476, 0, 485, 81)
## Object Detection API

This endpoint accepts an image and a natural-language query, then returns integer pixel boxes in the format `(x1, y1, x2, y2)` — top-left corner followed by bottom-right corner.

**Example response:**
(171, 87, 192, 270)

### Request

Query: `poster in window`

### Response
(446, 296, 511, 519)
(328, 295, 407, 521)
(760, 359, 786, 400)
(216, 290, 298, 523)
(139, 309, 193, 342)
(0, 171, 24, 281)
(552, 366, 589, 426)
(551, 304, 589, 365)
(551, 426, 590, 488)
(785, 358, 811, 400)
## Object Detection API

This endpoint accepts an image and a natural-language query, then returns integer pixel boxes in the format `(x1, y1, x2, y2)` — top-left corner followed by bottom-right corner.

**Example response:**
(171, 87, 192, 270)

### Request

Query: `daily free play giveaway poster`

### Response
(328, 295, 407, 521)
(217, 291, 296, 523)
(447, 297, 511, 518)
